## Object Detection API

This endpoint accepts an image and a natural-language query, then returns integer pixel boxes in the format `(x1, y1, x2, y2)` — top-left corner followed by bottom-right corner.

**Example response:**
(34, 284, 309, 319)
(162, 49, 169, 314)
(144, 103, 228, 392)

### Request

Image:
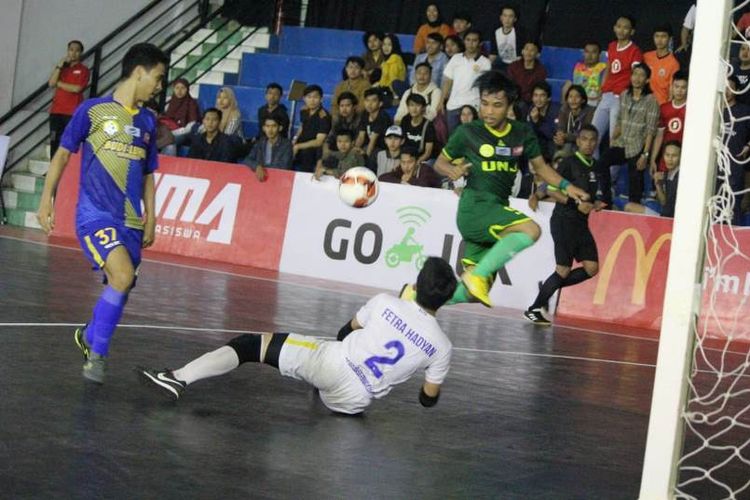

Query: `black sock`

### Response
(561, 268, 592, 287)
(530, 272, 564, 310)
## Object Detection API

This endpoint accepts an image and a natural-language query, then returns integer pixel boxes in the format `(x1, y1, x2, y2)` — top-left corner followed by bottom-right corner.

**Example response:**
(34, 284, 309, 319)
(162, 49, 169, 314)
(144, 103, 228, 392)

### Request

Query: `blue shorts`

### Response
(76, 220, 143, 271)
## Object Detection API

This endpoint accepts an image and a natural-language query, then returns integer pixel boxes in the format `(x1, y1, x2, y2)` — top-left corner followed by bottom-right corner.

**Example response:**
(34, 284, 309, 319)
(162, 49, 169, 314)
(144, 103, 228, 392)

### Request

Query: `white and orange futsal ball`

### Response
(338, 167, 379, 208)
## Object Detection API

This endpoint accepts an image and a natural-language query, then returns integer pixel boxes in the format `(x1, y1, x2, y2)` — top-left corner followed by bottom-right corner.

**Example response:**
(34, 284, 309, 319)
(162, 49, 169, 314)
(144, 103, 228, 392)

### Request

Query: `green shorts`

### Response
(456, 190, 531, 264)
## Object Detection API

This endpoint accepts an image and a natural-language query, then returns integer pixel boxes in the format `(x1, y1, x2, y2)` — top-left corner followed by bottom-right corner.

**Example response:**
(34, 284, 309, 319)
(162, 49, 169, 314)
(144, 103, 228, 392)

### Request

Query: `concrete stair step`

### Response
(2, 189, 41, 211)
(27, 159, 50, 176)
(10, 172, 45, 193)
(5, 208, 41, 229)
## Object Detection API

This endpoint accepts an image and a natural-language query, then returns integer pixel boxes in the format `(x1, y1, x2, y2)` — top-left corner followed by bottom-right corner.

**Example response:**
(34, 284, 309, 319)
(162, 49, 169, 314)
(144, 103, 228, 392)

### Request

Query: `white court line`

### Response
(3, 235, 746, 354)
(4, 322, 749, 375)
(0, 321, 655, 368)
(0, 234, 659, 345)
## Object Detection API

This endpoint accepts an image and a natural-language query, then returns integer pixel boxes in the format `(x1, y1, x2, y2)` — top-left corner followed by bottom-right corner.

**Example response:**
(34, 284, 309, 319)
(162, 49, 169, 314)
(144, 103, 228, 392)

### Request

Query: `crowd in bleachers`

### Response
(143, 2, 750, 223)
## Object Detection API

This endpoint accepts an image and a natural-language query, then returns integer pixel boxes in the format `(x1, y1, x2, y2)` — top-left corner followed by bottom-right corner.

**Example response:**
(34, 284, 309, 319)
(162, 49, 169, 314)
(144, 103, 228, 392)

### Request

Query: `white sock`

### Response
(173, 346, 240, 385)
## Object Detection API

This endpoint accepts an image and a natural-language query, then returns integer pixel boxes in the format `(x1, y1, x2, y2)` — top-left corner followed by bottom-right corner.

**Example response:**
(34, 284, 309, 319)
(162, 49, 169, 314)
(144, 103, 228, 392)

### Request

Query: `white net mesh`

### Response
(675, 3, 750, 498)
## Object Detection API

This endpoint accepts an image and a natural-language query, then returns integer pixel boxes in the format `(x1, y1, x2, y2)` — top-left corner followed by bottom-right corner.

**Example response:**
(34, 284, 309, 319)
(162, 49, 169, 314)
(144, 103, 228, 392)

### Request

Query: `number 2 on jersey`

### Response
(364, 341, 405, 378)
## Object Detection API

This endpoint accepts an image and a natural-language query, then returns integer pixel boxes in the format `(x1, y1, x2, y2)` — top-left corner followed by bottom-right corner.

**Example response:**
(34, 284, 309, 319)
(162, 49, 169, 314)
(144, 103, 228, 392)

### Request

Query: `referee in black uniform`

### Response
(524, 124, 603, 325)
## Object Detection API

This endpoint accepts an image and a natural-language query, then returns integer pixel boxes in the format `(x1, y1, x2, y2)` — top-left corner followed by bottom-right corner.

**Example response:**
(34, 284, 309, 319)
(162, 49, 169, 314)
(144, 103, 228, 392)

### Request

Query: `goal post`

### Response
(639, 0, 733, 498)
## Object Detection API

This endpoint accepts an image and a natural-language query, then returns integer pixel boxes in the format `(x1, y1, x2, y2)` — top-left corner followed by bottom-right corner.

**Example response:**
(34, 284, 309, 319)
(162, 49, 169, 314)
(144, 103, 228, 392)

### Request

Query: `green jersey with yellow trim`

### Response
(442, 119, 541, 205)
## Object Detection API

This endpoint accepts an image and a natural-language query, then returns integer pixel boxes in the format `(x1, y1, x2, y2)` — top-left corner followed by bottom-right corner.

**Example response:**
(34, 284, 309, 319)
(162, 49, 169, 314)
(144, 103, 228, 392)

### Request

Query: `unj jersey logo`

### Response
(152, 173, 241, 245)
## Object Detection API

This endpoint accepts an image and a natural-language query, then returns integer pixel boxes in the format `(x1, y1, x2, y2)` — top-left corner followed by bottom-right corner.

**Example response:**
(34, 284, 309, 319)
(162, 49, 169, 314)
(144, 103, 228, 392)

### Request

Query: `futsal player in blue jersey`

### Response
(37, 43, 168, 383)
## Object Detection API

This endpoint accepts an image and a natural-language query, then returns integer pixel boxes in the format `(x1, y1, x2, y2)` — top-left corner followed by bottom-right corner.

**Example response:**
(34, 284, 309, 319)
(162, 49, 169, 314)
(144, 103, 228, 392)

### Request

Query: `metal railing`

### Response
(0, 0, 279, 223)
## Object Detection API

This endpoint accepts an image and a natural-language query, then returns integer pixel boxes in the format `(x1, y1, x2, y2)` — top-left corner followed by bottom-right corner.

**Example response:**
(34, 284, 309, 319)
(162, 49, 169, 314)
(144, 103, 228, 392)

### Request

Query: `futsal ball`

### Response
(338, 167, 379, 208)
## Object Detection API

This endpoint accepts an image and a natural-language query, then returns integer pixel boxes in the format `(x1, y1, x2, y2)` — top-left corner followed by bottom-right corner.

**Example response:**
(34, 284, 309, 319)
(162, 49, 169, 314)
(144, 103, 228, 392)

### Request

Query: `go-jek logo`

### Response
(384, 206, 431, 270)
(153, 173, 241, 245)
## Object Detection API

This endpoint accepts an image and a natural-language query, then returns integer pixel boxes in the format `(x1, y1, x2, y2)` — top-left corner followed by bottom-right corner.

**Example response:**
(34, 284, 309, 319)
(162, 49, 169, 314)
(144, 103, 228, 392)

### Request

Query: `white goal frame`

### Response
(638, 0, 733, 498)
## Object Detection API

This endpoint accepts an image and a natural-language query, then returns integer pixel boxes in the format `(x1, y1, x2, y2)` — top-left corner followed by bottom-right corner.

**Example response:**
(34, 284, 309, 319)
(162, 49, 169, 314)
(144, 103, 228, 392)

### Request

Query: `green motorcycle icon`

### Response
(385, 228, 427, 270)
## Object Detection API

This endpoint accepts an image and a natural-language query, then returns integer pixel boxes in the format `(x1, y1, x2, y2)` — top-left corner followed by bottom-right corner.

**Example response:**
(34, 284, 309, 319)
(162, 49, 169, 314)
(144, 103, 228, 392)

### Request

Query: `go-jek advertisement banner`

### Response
(279, 174, 557, 310)
(54, 154, 294, 270)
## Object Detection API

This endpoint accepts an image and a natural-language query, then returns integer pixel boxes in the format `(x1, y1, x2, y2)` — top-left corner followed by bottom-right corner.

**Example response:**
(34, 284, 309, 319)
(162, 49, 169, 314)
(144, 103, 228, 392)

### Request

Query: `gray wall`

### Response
(3, 0, 151, 115)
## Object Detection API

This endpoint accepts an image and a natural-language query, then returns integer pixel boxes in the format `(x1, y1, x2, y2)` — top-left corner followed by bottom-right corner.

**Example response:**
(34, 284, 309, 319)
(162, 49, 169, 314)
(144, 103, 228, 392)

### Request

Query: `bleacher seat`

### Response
(199, 83, 333, 137)
(280, 26, 415, 60)
(240, 53, 345, 92)
(196, 26, 602, 143)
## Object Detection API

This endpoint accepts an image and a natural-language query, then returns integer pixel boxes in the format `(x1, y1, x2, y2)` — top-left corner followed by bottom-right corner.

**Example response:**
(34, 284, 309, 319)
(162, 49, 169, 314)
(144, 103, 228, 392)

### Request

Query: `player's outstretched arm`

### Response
(37, 147, 72, 234)
(142, 173, 156, 248)
(434, 153, 470, 181)
(530, 155, 589, 203)
(419, 381, 441, 407)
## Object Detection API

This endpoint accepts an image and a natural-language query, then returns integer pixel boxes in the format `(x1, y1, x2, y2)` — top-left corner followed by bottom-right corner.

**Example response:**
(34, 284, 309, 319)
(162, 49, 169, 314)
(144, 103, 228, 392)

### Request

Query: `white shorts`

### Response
(277, 334, 372, 414)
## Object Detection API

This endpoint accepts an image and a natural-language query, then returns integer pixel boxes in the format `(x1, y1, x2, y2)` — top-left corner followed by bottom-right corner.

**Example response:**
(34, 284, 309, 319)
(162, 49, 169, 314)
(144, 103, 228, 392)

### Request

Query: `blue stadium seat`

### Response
(279, 26, 415, 60)
(548, 78, 566, 104)
(240, 53, 345, 92)
(540, 46, 582, 81)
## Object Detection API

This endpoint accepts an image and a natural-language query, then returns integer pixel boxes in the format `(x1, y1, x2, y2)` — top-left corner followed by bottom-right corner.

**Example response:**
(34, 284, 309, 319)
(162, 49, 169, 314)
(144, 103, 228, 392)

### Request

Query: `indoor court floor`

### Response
(0, 226, 735, 499)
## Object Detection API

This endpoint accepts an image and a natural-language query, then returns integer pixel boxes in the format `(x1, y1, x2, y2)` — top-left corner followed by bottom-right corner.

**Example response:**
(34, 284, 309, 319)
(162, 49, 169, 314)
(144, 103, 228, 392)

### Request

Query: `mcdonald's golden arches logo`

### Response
(593, 228, 672, 306)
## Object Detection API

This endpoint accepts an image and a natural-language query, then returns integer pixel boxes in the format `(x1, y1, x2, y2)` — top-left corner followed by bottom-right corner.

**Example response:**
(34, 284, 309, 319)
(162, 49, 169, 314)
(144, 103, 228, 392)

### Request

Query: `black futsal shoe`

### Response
(138, 367, 186, 400)
(522, 308, 551, 326)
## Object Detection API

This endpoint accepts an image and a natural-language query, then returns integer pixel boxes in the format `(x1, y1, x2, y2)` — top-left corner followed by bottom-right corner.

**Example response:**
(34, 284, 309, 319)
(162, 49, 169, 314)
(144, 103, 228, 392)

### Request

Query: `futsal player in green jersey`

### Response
(433, 70, 589, 307)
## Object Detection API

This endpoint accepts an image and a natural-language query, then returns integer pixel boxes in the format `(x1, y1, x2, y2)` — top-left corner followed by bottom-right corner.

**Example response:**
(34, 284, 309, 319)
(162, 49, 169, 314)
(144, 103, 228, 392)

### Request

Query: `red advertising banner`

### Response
(556, 212, 673, 332)
(557, 211, 750, 342)
(54, 154, 294, 270)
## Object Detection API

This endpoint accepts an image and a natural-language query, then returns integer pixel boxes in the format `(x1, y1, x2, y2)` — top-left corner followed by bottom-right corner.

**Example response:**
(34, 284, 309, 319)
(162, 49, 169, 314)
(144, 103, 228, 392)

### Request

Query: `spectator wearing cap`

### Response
(293, 84, 332, 172)
(379, 146, 442, 188)
(332, 57, 370, 120)
(356, 87, 393, 158)
(442, 29, 491, 132)
(413, 4, 454, 54)
(48, 40, 90, 156)
(245, 116, 294, 181)
(399, 94, 436, 165)
(257, 82, 290, 138)
(506, 40, 547, 105)
(373, 125, 404, 176)
(396, 63, 442, 123)
(411, 34, 449, 87)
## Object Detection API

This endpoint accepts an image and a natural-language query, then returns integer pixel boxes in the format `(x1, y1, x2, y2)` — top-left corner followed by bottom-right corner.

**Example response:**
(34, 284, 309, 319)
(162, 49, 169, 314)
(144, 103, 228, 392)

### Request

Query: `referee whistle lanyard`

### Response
(575, 151, 594, 168)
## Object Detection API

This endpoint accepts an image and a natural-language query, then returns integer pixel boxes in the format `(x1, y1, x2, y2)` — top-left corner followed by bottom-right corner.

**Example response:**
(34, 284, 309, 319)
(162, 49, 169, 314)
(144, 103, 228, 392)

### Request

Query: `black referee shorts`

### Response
(549, 213, 598, 267)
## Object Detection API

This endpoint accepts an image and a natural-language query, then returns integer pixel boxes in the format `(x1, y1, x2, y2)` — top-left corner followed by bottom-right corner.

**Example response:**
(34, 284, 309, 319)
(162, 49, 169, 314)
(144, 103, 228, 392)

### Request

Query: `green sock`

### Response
(474, 232, 535, 278)
(447, 283, 471, 305)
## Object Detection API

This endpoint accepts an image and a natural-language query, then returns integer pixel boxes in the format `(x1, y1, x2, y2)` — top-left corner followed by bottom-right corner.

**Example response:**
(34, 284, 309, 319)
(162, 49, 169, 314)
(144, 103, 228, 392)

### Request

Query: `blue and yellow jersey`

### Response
(61, 95, 158, 230)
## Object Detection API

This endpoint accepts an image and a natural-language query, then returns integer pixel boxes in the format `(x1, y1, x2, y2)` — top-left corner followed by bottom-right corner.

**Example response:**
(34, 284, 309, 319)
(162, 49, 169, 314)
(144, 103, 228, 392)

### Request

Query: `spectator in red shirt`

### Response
(591, 16, 643, 157)
(650, 71, 688, 174)
(506, 41, 548, 106)
(48, 40, 90, 156)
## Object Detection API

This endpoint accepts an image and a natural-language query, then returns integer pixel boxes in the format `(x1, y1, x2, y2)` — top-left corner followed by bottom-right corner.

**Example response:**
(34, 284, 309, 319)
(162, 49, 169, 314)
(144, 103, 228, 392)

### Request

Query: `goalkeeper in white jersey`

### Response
(138, 257, 457, 415)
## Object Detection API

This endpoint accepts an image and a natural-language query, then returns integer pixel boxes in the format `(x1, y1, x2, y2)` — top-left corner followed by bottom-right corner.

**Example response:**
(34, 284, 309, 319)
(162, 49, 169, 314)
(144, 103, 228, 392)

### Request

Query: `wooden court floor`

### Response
(0, 227, 742, 499)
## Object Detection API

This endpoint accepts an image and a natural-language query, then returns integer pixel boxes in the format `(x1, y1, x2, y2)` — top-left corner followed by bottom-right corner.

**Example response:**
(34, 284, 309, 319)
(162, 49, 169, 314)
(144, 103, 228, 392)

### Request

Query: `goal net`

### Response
(640, 1, 750, 499)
